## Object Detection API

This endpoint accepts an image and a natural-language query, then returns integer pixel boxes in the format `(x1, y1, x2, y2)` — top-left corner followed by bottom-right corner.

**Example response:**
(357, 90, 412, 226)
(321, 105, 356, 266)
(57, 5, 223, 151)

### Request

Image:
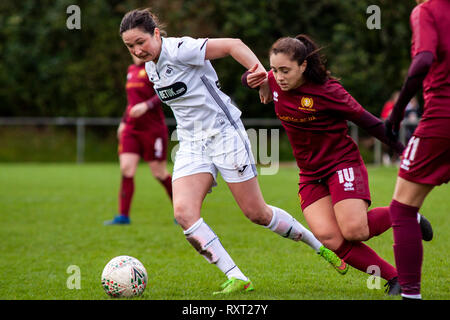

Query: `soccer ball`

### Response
(101, 255, 148, 298)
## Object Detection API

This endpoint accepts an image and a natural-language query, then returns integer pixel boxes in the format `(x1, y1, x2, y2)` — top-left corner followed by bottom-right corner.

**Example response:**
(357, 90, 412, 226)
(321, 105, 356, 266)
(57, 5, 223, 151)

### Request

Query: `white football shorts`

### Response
(172, 119, 257, 189)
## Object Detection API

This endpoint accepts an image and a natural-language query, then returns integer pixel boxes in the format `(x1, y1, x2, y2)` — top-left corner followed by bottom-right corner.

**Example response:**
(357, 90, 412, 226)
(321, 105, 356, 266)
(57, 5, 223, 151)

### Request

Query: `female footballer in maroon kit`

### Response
(385, 0, 450, 300)
(105, 55, 172, 225)
(243, 34, 433, 295)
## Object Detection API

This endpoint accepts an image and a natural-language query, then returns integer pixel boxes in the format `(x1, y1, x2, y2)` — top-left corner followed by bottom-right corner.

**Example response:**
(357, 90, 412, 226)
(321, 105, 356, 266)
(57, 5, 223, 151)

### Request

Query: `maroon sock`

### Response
(158, 175, 173, 202)
(119, 176, 134, 217)
(390, 199, 422, 296)
(367, 206, 392, 239)
(335, 240, 397, 281)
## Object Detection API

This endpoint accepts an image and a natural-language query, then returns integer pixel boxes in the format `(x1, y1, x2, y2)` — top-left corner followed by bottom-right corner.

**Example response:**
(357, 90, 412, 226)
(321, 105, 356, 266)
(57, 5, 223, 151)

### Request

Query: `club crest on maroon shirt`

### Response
(138, 69, 147, 78)
(299, 96, 315, 111)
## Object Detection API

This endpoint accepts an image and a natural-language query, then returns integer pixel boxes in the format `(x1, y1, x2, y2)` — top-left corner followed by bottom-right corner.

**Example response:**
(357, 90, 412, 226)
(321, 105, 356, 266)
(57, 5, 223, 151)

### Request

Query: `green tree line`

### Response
(0, 0, 416, 119)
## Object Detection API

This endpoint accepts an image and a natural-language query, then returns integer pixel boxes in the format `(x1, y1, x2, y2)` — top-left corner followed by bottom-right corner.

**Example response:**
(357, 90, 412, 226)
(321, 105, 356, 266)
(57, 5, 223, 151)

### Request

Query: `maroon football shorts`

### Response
(399, 135, 450, 186)
(119, 129, 168, 162)
(298, 164, 371, 211)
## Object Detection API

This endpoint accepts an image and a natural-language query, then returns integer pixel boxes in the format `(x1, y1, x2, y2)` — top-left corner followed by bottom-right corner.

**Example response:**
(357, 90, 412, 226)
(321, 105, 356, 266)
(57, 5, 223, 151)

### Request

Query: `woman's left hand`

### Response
(259, 80, 272, 104)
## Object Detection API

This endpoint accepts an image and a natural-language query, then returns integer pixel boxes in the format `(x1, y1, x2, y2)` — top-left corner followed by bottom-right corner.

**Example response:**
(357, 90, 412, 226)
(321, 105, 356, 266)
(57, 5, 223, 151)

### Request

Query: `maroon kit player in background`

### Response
(385, 0, 450, 300)
(243, 34, 433, 296)
(105, 55, 172, 225)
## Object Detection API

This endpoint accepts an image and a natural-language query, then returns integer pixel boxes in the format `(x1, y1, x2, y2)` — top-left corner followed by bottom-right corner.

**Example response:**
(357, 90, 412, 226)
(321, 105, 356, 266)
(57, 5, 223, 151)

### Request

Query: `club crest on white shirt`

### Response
(164, 65, 175, 77)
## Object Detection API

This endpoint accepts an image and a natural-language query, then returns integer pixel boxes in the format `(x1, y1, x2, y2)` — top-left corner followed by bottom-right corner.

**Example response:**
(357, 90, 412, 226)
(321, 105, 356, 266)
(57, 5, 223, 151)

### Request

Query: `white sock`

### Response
(266, 205, 322, 252)
(184, 218, 248, 281)
(401, 293, 422, 299)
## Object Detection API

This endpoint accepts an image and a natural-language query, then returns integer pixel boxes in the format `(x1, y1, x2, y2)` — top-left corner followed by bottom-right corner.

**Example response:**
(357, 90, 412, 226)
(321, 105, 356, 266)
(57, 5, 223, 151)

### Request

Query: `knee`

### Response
(173, 202, 200, 230)
(149, 161, 169, 180)
(340, 223, 369, 241)
(151, 167, 167, 180)
(173, 202, 188, 222)
(315, 233, 342, 251)
(242, 205, 272, 226)
(120, 162, 136, 177)
(154, 173, 168, 181)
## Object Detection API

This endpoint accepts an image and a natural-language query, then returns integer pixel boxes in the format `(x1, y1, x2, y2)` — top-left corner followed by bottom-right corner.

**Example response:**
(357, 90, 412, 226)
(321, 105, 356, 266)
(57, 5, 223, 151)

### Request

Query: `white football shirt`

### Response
(145, 36, 242, 141)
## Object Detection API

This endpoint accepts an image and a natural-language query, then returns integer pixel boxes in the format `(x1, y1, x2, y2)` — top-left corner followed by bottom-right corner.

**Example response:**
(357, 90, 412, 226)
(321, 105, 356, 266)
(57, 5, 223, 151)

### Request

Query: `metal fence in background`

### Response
(0, 117, 417, 164)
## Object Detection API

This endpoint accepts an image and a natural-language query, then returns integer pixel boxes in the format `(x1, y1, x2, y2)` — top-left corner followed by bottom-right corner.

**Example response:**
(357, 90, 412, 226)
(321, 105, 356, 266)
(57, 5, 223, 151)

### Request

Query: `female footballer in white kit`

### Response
(119, 8, 347, 294)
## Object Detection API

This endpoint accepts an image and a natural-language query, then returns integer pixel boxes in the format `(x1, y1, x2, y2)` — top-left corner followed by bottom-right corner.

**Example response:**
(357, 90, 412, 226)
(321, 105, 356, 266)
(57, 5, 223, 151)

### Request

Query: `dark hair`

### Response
(119, 8, 166, 36)
(269, 34, 330, 84)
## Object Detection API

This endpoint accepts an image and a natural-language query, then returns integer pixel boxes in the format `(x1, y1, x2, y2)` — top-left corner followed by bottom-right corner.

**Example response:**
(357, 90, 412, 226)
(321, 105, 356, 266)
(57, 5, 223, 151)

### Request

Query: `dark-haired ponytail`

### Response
(294, 34, 330, 84)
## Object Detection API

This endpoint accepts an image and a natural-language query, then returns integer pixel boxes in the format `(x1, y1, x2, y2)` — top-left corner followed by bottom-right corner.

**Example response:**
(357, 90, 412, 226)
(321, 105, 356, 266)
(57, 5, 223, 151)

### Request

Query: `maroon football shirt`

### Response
(410, 0, 450, 138)
(268, 70, 367, 182)
(124, 64, 166, 133)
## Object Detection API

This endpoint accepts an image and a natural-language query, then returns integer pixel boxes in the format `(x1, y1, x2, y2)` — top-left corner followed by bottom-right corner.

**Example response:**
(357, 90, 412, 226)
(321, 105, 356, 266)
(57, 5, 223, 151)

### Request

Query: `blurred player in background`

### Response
(381, 93, 421, 165)
(381, 91, 400, 165)
(381, 91, 400, 121)
(403, 97, 421, 143)
(119, 8, 348, 295)
(385, 0, 450, 300)
(104, 54, 172, 225)
(244, 34, 433, 296)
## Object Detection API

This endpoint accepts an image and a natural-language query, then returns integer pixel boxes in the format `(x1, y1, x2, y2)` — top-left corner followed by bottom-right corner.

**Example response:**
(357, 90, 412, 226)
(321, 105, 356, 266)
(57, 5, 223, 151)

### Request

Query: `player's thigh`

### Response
(119, 153, 140, 177)
(393, 176, 434, 208)
(327, 163, 371, 240)
(226, 176, 271, 225)
(303, 195, 344, 251)
(334, 198, 369, 241)
(172, 173, 214, 230)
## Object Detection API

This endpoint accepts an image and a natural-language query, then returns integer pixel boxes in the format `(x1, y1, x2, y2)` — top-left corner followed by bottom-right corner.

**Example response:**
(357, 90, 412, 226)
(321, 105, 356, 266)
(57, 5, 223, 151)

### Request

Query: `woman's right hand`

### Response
(244, 64, 272, 104)
(246, 64, 267, 88)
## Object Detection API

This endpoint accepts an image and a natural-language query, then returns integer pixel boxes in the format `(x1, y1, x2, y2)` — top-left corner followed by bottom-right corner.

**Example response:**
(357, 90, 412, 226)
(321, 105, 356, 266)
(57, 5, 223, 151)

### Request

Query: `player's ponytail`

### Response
(295, 34, 330, 84)
(120, 8, 167, 36)
(270, 34, 330, 84)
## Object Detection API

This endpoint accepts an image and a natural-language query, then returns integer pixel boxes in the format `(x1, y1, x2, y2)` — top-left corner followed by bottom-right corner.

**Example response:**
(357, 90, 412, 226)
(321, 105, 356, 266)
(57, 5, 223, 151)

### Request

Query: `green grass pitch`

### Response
(0, 163, 448, 300)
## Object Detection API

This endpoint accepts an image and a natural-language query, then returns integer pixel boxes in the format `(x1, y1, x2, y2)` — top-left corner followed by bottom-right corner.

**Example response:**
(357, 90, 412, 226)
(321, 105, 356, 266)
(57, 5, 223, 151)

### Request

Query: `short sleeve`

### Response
(176, 37, 208, 66)
(410, 5, 438, 59)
